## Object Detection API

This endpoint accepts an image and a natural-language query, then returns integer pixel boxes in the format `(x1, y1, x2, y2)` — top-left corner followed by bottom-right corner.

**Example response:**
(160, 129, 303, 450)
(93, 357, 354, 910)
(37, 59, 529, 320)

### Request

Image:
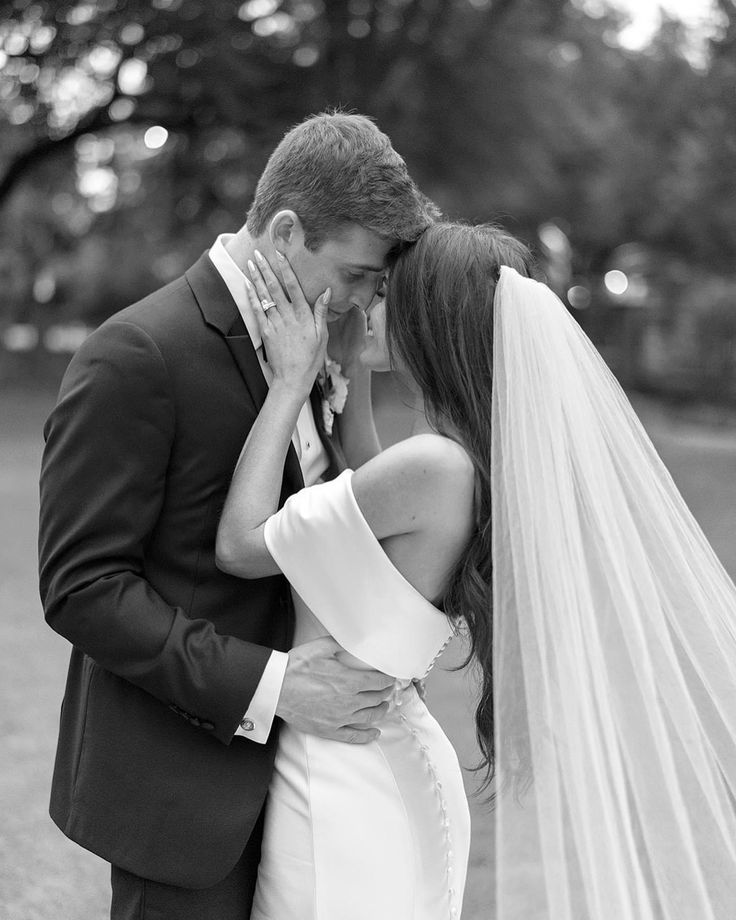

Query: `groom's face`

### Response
(287, 223, 392, 322)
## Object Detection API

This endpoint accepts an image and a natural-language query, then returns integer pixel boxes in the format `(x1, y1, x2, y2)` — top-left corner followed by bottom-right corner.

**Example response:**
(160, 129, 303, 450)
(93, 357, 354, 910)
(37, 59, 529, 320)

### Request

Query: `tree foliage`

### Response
(0, 0, 734, 330)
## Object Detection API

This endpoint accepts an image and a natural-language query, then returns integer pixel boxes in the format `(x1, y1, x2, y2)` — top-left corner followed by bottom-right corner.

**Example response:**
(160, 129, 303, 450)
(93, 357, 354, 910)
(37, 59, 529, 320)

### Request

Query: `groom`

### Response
(39, 112, 439, 919)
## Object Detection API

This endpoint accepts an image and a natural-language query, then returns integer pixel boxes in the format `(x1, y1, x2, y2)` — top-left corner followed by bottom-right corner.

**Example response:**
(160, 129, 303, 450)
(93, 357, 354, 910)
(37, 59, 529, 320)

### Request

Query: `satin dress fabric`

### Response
(250, 471, 471, 920)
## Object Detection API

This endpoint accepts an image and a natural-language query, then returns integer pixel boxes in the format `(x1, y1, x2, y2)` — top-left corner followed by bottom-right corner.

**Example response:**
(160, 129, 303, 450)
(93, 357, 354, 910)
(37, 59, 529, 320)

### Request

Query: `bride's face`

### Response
(360, 298, 392, 372)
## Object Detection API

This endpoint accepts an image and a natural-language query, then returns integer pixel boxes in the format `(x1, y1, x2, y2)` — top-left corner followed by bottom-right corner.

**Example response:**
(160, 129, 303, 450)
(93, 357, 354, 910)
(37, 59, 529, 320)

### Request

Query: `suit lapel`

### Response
(186, 253, 266, 413)
(224, 328, 269, 412)
(186, 252, 304, 494)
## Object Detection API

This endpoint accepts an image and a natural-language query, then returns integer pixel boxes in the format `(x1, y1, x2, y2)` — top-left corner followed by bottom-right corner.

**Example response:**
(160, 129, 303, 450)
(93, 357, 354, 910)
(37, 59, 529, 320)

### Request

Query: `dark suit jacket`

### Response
(38, 252, 341, 889)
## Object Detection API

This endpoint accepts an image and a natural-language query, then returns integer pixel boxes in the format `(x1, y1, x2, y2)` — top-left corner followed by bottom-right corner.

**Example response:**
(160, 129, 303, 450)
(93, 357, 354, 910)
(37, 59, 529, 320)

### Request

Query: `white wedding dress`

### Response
(250, 469, 471, 920)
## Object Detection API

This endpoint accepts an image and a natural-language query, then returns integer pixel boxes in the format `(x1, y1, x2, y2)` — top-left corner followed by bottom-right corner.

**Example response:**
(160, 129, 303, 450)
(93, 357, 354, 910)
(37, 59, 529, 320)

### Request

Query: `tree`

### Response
(0, 0, 529, 207)
(1, 0, 734, 335)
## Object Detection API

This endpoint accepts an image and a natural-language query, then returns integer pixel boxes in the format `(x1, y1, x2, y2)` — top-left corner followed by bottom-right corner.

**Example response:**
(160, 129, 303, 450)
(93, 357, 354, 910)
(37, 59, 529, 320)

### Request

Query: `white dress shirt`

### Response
(209, 234, 330, 742)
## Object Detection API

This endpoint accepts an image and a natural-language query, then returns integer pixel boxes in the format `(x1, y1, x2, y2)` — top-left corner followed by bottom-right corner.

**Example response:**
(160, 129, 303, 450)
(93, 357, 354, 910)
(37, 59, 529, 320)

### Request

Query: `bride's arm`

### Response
(336, 330, 382, 468)
(216, 254, 473, 582)
(216, 251, 329, 578)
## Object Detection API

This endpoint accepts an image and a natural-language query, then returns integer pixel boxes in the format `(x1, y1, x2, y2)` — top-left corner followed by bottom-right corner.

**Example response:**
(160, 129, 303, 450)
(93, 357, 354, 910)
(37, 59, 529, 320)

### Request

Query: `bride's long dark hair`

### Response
(385, 221, 534, 793)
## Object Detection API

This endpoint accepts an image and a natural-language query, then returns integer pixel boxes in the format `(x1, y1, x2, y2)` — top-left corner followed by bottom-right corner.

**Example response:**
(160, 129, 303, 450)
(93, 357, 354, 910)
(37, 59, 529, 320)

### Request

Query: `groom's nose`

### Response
(362, 290, 384, 314)
(357, 285, 385, 314)
(351, 275, 385, 312)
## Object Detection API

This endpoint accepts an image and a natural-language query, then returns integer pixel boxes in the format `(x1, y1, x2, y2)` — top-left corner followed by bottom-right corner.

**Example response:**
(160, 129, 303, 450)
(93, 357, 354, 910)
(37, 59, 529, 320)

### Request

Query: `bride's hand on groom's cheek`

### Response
(246, 250, 329, 393)
(275, 636, 395, 744)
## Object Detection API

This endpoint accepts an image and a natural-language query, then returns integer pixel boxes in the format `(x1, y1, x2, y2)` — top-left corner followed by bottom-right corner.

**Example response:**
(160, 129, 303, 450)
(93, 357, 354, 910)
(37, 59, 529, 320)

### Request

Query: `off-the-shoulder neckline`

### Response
(340, 469, 451, 617)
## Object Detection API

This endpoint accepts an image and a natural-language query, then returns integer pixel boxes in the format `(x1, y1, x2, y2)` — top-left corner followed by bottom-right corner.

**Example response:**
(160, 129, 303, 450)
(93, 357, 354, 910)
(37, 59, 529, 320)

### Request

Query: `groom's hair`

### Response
(246, 112, 439, 252)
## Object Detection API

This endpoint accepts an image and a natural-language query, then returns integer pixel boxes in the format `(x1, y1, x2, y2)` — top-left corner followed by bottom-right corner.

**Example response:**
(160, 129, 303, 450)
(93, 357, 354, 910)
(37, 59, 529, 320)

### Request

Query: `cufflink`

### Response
(240, 718, 255, 731)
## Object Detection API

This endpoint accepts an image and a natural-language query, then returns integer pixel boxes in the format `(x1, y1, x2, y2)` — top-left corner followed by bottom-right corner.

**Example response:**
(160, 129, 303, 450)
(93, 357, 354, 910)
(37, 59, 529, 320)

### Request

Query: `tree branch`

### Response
(0, 104, 191, 208)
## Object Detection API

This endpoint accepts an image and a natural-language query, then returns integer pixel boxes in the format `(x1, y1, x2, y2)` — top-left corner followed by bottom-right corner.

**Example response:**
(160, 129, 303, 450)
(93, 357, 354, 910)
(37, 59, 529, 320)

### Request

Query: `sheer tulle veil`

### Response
(491, 267, 736, 919)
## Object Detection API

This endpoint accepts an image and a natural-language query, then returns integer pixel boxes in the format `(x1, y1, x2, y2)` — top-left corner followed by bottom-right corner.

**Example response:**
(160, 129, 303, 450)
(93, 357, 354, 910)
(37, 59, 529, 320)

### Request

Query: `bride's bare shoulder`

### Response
(351, 433, 476, 540)
(390, 432, 474, 473)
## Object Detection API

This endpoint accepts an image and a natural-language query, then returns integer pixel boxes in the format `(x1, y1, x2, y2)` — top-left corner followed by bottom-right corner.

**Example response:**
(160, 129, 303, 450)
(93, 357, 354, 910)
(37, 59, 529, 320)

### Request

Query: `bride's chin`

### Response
(358, 352, 375, 370)
(359, 344, 390, 372)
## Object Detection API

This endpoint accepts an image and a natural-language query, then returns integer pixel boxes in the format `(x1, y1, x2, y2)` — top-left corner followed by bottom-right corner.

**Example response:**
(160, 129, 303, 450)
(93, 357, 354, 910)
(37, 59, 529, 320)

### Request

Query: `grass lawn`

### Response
(2, 380, 735, 919)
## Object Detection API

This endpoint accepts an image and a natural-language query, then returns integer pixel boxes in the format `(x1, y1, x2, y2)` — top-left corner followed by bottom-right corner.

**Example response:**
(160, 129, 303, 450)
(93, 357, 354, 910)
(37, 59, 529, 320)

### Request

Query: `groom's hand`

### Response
(275, 636, 395, 743)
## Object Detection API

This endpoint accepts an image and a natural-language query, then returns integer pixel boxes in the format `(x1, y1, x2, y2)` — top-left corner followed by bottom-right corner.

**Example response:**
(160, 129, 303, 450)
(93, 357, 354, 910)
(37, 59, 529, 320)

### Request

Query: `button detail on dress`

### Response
(397, 706, 458, 919)
(240, 718, 255, 731)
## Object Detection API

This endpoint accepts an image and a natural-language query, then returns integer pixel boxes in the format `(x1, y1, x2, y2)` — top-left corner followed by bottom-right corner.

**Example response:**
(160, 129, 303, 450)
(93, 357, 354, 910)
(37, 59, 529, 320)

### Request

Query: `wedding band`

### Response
(261, 299, 277, 312)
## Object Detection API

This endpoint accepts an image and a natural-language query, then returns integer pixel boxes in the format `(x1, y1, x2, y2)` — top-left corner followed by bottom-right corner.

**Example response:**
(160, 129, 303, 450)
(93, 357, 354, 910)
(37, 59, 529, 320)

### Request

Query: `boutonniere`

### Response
(317, 355, 349, 436)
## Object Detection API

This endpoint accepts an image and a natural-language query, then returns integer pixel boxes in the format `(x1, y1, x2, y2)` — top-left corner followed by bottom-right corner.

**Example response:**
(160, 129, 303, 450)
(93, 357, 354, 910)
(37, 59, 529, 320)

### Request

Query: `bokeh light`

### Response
(539, 221, 571, 255)
(8, 103, 34, 124)
(2, 324, 39, 353)
(348, 20, 371, 38)
(604, 270, 629, 296)
(144, 125, 169, 149)
(66, 3, 97, 26)
(120, 23, 145, 45)
(252, 13, 294, 37)
(293, 46, 319, 67)
(33, 271, 56, 304)
(567, 285, 592, 309)
(238, 0, 279, 21)
(109, 98, 136, 121)
(77, 166, 118, 211)
(29, 25, 56, 54)
(88, 44, 122, 78)
(176, 48, 201, 68)
(117, 59, 148, 95)
(44, 324, 91, 354)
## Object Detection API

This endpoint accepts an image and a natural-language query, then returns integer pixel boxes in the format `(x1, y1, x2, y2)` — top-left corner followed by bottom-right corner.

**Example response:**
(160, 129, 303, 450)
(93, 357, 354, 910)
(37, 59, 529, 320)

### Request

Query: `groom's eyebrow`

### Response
(346, 262, 385, 273)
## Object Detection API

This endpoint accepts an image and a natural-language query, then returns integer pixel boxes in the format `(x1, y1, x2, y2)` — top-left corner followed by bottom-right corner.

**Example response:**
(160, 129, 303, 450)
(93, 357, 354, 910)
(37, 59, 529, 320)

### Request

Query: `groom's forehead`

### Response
(318, 226, 392, 270)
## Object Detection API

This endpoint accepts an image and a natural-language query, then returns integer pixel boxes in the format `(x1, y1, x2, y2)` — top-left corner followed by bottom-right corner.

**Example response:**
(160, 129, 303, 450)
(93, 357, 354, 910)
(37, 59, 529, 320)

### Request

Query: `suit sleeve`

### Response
(39, 319, 271, 745)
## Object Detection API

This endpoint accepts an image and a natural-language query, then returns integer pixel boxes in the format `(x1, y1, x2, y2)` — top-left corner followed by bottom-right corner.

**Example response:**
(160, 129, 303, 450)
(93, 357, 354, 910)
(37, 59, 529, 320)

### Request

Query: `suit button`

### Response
(240, 718, 255, 732)
(201, 721, 215, 731)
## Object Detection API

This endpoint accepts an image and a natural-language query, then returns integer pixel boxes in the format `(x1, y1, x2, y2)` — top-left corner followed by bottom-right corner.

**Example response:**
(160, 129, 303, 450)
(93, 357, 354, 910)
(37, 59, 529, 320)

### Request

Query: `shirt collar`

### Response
(208, 233, 262, 348)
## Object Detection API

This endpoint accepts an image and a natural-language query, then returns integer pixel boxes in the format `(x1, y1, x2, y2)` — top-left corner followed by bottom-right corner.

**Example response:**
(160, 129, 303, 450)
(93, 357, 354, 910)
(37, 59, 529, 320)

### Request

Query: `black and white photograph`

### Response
(2, 1, 736, 918)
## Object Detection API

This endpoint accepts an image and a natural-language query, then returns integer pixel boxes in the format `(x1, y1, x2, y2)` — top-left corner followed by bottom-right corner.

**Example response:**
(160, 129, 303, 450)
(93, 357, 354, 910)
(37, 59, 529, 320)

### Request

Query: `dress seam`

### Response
(304, 731, 319, 920)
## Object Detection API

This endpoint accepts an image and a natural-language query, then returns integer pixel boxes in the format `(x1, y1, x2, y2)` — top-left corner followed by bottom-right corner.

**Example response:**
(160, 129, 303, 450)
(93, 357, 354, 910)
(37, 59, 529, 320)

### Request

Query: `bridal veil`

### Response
(491, 267, 736, 919)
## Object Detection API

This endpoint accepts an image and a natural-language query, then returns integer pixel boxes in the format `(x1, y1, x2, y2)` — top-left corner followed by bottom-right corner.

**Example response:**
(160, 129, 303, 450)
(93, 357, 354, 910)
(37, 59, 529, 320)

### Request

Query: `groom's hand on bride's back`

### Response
(275, 636, 394, 743)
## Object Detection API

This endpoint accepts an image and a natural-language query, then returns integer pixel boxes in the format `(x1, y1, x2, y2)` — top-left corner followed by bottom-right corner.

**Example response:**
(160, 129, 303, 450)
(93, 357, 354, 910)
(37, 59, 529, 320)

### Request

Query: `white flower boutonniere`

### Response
(317, 355, 349, 436)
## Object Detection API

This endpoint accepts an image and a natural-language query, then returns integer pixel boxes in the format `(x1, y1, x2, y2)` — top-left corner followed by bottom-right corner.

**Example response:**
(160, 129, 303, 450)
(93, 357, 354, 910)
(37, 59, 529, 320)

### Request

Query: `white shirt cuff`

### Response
(234, 649, 289, 743)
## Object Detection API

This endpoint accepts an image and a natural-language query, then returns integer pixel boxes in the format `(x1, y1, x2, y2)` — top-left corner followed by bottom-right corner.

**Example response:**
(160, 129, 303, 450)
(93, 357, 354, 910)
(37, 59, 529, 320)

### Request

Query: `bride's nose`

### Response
(365, 294, 385, 316)
(357, 275, 387, 313)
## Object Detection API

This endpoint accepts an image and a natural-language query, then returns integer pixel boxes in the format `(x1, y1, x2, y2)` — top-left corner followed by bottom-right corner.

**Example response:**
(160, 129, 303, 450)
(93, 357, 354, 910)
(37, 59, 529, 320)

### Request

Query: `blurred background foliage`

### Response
(1, 0, 735, 402)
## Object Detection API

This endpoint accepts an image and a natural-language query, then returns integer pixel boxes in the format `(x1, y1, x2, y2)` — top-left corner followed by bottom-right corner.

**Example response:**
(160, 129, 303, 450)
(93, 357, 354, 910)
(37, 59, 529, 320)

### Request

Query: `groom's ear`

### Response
(269, 210, 305, 256)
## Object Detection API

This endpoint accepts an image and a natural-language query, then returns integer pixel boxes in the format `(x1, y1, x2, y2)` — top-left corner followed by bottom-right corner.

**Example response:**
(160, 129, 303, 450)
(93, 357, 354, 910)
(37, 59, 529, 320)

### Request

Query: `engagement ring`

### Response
(261, 299, 277, 312)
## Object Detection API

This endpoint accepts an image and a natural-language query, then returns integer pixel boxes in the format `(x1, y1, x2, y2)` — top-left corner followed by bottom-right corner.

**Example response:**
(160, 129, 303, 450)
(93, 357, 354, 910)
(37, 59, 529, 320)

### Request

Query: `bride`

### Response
(217, 221, 736, 919)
